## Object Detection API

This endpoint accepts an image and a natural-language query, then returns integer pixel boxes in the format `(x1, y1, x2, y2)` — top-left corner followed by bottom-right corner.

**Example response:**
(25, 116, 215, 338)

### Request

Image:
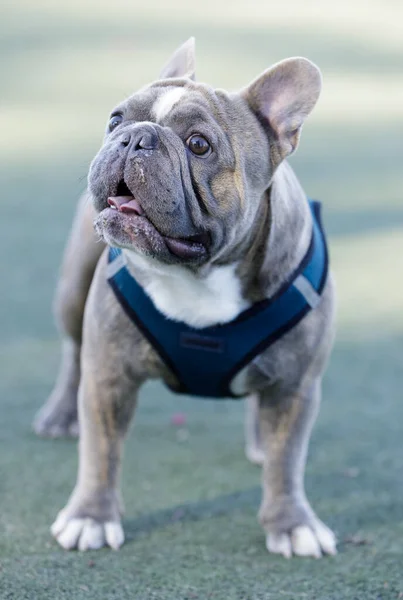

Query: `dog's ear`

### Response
(242, 57, 322, 163)
(159, 38, 196, 80)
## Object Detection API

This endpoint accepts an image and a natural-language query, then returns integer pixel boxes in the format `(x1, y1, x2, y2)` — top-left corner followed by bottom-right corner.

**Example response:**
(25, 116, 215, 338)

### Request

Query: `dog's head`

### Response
(90, 38, 321, 268)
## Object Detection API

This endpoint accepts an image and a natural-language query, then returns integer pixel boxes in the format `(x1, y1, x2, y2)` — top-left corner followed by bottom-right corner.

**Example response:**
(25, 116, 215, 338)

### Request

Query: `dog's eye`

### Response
(109, 114, 123, 132)
(186, 134, 211, 157)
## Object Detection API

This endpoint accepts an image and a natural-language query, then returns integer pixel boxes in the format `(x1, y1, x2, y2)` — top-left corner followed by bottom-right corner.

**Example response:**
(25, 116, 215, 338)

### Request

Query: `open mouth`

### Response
(105, 180, 209, 260)
(107, 180, 145, 216)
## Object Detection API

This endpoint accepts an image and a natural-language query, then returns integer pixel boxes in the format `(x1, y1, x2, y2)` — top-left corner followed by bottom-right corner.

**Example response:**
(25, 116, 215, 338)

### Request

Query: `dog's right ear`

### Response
(159, 38, 196, 81)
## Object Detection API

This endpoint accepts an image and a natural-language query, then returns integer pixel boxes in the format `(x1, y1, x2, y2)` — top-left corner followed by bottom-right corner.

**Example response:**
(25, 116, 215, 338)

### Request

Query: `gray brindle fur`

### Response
(34, 39, 336, 558)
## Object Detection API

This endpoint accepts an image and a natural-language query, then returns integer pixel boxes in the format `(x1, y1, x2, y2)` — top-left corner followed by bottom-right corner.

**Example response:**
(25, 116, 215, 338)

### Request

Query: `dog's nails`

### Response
(78, 519, 105, 551)
(51, 510, 68, 537)
(266, 532, 292, 558)
(291, 525, 322, 558)
(57, 519, 85, 550)
(105, 522, 124, 550)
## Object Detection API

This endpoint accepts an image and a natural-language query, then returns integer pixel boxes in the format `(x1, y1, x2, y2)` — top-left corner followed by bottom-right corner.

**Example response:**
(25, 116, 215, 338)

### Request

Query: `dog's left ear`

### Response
(159, 38, 196, 80)
(242, 57, 322, 163)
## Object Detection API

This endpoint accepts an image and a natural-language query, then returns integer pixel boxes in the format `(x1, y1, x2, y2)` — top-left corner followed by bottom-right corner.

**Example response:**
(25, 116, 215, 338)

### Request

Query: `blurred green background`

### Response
(1, 1, 402, 598)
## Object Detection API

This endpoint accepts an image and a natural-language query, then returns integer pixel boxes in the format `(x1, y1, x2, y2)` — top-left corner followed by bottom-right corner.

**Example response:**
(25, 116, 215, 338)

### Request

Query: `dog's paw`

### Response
(51, 488, 124, 551)
(51, 510, 124, 551)
(266, 518, 336, 559)
(33, 400, 78, 438)
(245, 445, 265, 466)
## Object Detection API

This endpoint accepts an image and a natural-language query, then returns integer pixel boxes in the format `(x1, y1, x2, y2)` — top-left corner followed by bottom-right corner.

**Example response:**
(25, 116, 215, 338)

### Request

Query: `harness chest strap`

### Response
(106, 200, 329, 399)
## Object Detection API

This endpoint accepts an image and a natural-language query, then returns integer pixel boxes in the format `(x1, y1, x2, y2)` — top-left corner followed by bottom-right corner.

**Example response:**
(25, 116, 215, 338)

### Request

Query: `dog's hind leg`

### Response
(33, 191, 104, 437)
(244, 393, 265, 466)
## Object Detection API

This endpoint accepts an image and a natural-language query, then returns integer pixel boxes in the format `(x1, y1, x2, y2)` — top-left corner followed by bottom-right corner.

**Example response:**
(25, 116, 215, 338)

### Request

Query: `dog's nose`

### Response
(135, 130, 158, 151)
(121, 133, 131, 147)
(121, 125, 159, 152)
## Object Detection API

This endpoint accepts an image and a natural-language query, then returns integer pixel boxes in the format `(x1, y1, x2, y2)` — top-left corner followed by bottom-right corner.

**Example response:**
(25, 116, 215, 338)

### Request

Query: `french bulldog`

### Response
(34, 39, 336, 558)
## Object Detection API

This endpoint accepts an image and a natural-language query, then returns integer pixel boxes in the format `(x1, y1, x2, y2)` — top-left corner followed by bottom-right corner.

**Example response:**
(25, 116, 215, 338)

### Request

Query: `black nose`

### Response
(121, 125, 159, 151)
(135, 131, 158, 151)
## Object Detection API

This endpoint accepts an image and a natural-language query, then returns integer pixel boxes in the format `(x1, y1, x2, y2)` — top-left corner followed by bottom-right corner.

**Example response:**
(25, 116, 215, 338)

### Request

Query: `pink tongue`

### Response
(107, 196, 144, 215)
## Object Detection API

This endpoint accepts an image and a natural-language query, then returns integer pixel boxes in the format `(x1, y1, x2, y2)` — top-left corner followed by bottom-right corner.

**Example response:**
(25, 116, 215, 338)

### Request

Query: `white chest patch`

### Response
(123, 250, 249, 329)
(152, 88, 186, 122)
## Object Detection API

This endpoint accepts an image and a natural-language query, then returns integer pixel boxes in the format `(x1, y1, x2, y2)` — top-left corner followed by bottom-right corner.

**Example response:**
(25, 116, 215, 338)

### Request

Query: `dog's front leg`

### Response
(51, 352, 140, 551)
(258, 380, 336, 558)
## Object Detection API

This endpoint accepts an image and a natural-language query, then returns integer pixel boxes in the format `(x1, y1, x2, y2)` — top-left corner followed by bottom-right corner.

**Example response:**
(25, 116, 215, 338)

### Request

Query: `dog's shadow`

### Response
(122, 480, 403, 546)
(123, 486, 260, 542)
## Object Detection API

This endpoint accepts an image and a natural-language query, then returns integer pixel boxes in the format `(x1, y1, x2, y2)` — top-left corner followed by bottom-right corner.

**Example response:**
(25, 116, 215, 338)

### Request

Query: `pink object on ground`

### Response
(170, 413, 187, 427)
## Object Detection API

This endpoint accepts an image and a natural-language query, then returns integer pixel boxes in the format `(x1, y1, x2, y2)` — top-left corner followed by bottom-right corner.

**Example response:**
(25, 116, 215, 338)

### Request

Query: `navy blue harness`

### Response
(107, 200, 328, 399)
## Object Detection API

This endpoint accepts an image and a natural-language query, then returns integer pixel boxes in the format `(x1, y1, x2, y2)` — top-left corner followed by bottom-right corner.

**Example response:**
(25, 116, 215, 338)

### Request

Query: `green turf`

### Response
(1, 1, 403, 598)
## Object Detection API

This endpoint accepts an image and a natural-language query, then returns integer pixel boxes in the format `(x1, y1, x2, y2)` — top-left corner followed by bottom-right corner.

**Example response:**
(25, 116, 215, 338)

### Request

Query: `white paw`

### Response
(33, 409, 79, 438)
(35, 421, 79, 438)
(245, 445, 265, 466)
(266, 520, 336, 559)
(51, 510, 124, 551)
